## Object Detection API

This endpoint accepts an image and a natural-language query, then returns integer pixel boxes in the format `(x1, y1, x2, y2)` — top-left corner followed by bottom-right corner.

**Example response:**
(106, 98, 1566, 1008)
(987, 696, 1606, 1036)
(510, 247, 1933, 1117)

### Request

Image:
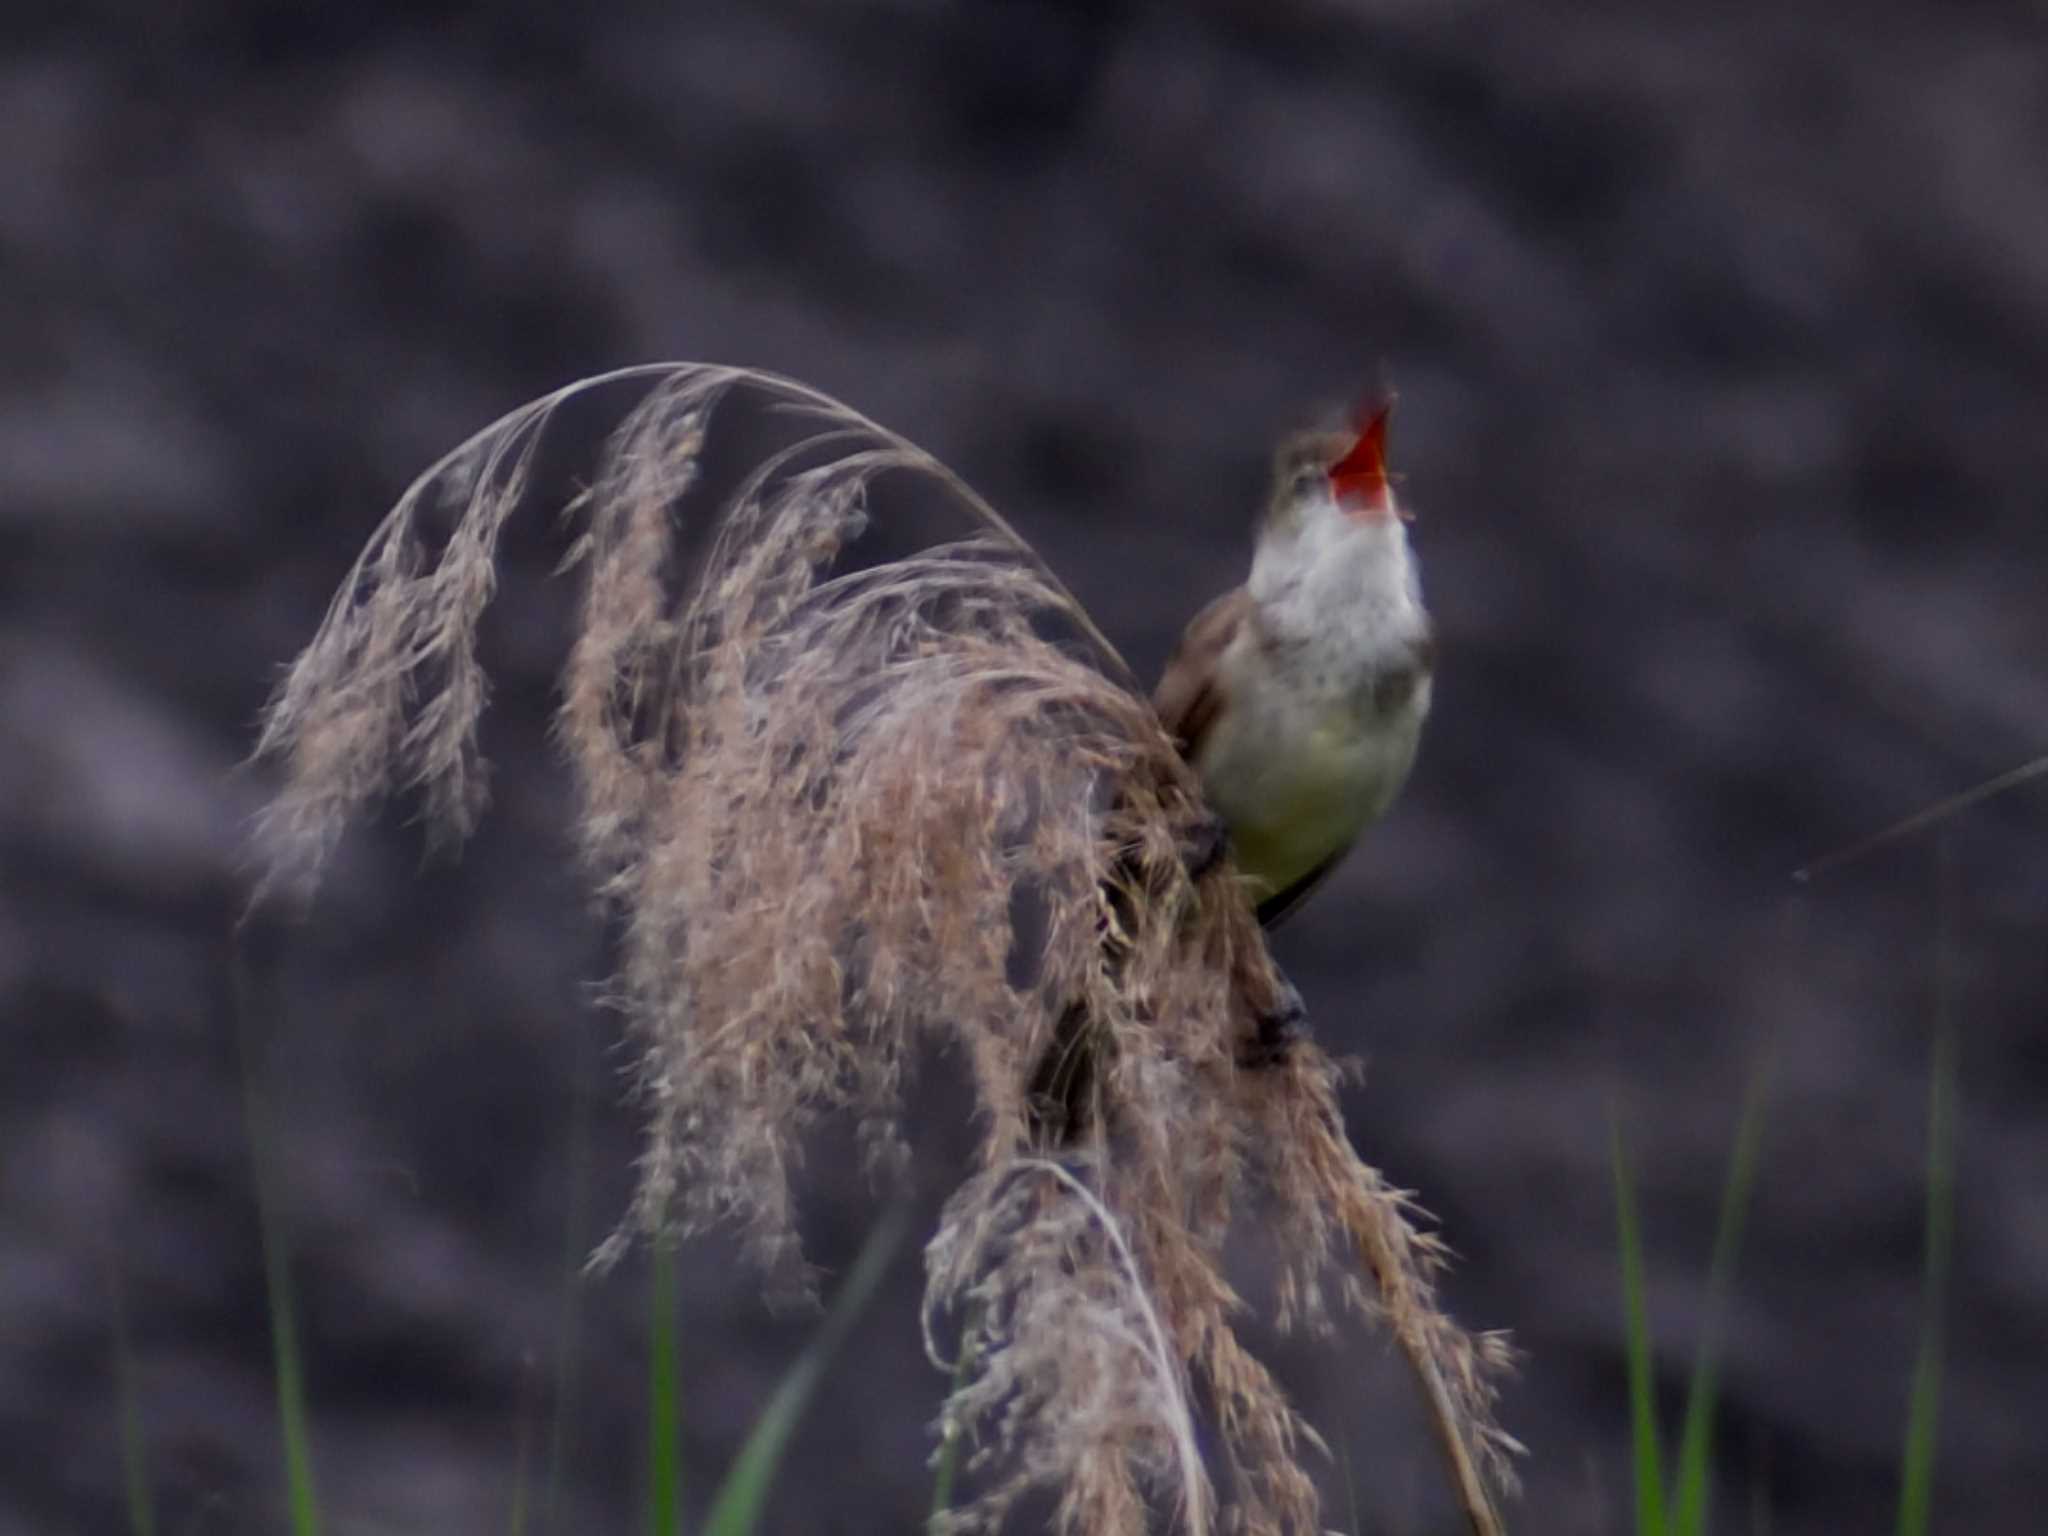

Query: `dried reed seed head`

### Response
(249, 363, 1516, 1536)
(925, 1161, 1215, 1536)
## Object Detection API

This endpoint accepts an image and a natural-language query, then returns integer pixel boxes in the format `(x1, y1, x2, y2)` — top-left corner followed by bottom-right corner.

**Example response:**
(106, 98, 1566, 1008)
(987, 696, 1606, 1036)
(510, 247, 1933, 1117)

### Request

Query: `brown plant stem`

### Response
(1346, 1190, 1505, 1536)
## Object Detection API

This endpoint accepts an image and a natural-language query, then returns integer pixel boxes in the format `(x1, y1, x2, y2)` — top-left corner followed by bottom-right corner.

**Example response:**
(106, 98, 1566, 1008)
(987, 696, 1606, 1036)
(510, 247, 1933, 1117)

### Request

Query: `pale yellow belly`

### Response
(1194, 700, 1424, 900)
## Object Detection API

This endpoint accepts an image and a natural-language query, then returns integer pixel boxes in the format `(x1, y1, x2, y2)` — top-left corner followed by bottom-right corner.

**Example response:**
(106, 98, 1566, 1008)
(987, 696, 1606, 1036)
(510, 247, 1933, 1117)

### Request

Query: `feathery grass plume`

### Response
(249, 363, 1514, 1536)
(924, 1159, 1213, 1536)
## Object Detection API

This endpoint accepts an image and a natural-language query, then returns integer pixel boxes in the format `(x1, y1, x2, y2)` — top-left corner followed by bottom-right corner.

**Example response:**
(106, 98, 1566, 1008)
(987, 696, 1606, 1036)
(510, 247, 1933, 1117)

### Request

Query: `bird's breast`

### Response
(1193, 648, 1430, 899)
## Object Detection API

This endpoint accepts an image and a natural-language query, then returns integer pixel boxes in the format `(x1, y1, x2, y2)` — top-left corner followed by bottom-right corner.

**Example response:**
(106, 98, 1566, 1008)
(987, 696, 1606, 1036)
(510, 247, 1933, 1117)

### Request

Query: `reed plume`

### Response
(249, 362, 1518, 1535)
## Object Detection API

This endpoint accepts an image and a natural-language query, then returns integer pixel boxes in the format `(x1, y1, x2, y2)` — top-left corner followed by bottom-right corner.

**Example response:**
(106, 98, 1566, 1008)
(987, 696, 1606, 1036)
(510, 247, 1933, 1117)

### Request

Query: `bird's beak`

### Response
(1327, 401, 1408, 522)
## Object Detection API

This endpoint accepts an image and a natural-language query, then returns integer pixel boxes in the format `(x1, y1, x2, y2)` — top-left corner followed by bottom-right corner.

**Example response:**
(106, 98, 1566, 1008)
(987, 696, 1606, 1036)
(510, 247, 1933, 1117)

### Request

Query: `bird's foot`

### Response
(1178, 810, 1230, 883)
(1239, 976, 1308, 1068)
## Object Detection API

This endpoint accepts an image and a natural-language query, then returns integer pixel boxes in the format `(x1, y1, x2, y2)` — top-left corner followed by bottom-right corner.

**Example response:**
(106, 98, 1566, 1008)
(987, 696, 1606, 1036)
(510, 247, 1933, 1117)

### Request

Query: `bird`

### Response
(1027, 401, 1434, 1140)
(1153, 399, 1434, 931)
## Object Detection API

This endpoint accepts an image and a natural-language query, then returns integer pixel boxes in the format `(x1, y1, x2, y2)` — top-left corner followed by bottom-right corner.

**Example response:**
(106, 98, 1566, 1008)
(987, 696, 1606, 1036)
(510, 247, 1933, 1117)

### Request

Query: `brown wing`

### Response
(1150, 585, 1250, 760)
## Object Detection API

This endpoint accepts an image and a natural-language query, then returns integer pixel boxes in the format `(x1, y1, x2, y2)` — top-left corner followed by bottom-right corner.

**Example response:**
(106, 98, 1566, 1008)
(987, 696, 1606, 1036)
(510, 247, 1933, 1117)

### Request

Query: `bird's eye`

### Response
(1291, 468, 1324, 499)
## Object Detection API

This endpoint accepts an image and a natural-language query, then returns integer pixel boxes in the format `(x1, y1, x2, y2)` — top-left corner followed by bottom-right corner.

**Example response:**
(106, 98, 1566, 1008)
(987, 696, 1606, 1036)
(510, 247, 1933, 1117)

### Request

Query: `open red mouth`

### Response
(1326, 399, 1408, 520)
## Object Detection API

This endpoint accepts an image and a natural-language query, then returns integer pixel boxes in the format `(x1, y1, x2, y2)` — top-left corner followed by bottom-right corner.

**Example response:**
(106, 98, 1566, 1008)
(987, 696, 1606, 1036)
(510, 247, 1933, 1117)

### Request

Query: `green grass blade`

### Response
(1898, 846, 1958, 1536)
(648, 1238, 682, 1536)
(1611, 1118, 1667, 1536)
(702, 1200, 910, 1536)
(107, 1258, 157, 1536)
(233, 941, 321, 1536)
(543, 1025, 594, 1536)
(1338, 1435, 1362, 1536)
(1670, 1071, 1771, 1536)
(507, 1354, 538, 1536)
(1896, 1027, 1955, 1536)
(927, 1325, 973, 1529)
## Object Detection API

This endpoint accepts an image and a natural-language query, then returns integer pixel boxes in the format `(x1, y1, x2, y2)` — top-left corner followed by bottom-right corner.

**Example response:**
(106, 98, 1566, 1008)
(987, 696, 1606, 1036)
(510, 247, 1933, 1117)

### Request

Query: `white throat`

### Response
(1247, 497, 1425, 651)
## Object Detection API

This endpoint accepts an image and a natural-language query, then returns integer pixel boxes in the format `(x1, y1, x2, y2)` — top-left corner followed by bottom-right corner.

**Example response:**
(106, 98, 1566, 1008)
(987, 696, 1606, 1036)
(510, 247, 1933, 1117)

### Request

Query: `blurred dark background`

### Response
(5, 2, 2045, 1532)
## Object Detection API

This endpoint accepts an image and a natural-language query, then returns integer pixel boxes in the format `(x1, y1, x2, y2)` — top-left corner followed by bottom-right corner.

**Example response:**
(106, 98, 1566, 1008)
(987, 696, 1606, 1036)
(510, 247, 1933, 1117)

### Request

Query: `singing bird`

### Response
(1028, 402, 1433, 1137)
(1153, 401, 1434, 928)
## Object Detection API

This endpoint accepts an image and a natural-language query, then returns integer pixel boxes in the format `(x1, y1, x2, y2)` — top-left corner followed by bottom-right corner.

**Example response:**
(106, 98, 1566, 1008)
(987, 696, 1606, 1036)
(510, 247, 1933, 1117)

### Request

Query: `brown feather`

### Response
(1150, 586, 1249, 762)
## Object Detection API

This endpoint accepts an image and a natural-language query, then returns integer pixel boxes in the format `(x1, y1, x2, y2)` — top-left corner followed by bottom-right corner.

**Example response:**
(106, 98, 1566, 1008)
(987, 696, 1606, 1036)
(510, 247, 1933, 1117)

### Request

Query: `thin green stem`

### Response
(647, 1238, 681, 1536)
(1898, 840, 1958, 1536)
(507, 1353, 538, 1536)
(232, 936, 321, 1536)
(107, 1256, 157, 1536)
(543, 1020, 594, 1536)
(704, 1199, 909, 1536)
(928, 1315, 975, 1530)
(1612, 1117, 1667, 1536)
(1671, 1067, 1770, 1536)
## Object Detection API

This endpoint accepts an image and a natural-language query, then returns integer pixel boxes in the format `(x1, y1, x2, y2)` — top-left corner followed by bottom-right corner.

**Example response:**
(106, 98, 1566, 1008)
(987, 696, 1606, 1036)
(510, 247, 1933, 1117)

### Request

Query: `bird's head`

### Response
(1251, 398, 1418, 609)
(1263, 398, 1408, 539)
